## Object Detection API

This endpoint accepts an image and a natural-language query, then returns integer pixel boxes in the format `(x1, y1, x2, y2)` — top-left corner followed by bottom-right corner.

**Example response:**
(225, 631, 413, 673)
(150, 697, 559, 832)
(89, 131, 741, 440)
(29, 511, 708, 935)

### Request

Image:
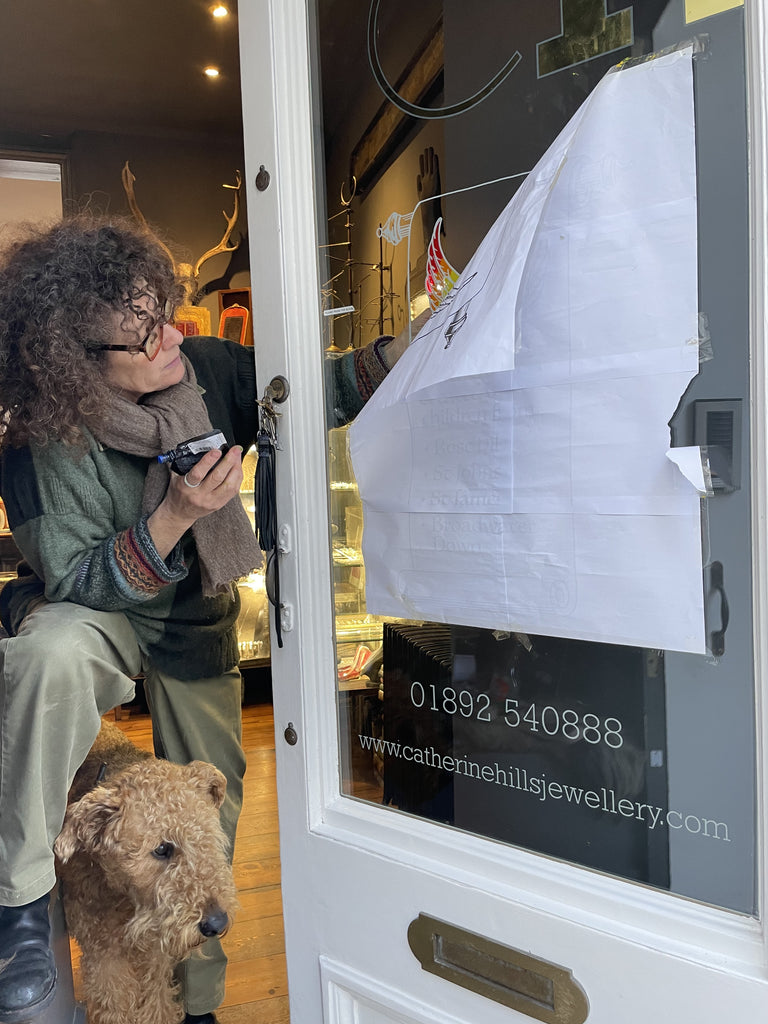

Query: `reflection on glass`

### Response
(317, 0, 755, 914)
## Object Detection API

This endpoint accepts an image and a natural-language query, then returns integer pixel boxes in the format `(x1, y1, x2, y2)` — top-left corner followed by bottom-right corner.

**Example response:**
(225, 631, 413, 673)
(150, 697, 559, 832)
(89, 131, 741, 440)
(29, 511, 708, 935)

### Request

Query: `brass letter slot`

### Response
(407, 914, 589, 1024)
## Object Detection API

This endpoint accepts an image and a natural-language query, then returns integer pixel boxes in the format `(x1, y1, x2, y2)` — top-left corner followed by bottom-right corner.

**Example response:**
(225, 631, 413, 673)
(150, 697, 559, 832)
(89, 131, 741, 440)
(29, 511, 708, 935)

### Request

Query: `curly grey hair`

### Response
(0, 214, 184, 448)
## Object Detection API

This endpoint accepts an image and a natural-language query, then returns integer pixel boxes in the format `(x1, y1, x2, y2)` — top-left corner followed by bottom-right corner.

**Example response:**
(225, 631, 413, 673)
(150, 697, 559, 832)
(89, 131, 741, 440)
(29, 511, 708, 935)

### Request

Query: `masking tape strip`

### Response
(609, 34, 710, 73)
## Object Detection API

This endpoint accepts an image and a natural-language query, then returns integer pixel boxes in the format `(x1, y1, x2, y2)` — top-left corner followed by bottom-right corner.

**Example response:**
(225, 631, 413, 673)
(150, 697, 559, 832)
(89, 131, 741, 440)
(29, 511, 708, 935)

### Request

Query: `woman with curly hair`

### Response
(0, 214, 419, 1024)
(0, 214, 261, 1024)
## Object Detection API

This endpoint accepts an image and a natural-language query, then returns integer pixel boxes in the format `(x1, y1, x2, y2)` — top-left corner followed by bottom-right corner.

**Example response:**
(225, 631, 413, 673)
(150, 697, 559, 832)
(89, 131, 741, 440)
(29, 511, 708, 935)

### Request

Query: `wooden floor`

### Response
(72, 701, 290, 1023)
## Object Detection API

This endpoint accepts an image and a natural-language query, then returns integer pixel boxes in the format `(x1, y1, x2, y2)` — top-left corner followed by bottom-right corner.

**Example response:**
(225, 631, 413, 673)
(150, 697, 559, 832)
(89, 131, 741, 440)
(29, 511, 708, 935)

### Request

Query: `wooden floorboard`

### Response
(74, 701, 289, 1021)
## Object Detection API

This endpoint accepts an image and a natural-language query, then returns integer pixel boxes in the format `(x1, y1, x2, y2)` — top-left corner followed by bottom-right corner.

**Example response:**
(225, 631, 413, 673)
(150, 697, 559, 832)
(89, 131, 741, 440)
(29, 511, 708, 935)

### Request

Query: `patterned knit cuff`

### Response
(113, 516, 188, 597)
(353, 335, 395, 403)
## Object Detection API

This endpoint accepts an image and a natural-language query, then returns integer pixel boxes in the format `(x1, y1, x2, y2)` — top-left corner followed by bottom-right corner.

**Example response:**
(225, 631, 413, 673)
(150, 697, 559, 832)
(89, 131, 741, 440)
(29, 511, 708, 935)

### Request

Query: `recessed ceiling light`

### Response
(204, 66, 221, 78)
(211, 4, 229, 16)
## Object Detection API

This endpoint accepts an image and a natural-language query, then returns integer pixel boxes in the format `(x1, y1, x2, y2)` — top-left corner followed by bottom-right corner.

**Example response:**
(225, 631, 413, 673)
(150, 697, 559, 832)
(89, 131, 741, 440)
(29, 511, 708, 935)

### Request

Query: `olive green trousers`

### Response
(0, 600, 245, 1016)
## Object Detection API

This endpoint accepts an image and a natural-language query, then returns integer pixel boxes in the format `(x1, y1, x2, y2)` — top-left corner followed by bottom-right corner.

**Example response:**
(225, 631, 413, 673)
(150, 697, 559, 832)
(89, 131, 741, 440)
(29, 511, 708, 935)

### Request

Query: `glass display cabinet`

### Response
(328, 426, 389, 791)
(237, 443, 271, 667)
(329, 425, 385, 663)
(0, 467, 271, 669)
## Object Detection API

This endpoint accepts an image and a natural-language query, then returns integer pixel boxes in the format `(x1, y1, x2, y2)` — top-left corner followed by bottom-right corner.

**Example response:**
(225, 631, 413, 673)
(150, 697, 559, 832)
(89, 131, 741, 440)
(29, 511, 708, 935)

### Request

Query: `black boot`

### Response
(0, 895, 56, 1023)
(184, 1015, 218, 1024)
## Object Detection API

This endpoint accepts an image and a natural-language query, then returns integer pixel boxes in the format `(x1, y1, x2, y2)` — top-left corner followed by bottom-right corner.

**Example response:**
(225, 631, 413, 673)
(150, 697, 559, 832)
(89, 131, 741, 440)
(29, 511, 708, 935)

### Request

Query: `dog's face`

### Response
(55, 759, 238, 959)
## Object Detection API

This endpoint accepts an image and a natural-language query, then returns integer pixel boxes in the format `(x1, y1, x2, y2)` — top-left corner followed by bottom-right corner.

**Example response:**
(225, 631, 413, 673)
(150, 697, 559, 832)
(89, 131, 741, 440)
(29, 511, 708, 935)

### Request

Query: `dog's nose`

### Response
(199, 906, 229, 938)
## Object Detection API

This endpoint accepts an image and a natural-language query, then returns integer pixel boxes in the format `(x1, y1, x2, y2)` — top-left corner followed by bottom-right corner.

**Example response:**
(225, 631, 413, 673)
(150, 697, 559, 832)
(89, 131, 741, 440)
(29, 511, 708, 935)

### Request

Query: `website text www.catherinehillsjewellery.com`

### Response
(358, 734, 732, 842)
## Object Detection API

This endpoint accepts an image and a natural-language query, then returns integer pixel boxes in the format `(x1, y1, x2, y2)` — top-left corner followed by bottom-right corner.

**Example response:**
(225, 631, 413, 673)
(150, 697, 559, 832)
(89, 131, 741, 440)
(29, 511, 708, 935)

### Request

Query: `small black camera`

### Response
(157, 430, 229, 475)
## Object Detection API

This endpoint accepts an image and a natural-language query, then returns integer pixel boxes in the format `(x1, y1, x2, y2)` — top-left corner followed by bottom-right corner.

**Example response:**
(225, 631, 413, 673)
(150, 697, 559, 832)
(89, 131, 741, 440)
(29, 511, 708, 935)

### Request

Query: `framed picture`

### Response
(173, 306, 212, 336)
(218, 303, 250, 346)
(218, 288, 253, 345)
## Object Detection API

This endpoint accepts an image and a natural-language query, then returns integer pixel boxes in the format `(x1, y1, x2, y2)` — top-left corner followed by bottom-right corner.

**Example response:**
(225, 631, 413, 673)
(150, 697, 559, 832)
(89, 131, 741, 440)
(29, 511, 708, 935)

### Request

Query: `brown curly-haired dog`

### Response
(54, 721, 238, 1024)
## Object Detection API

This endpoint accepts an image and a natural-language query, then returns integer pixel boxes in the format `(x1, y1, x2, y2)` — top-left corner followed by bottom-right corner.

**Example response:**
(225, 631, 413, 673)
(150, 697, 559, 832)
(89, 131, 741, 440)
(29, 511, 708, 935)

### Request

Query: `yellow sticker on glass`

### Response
(685, 0, 743, 23)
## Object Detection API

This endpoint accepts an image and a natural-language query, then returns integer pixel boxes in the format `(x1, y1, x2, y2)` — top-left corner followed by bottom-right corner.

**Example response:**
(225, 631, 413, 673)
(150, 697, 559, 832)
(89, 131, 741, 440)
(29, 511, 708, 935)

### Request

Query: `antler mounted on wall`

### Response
(121, 163, 243, 304)
(193, 170, 242, 282)
(121, 161, 177, 269)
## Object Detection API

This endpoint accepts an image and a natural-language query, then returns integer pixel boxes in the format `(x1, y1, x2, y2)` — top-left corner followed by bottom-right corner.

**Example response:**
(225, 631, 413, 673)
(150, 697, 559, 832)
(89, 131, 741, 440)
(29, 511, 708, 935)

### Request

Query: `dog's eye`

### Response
(151, 842, 175, 860)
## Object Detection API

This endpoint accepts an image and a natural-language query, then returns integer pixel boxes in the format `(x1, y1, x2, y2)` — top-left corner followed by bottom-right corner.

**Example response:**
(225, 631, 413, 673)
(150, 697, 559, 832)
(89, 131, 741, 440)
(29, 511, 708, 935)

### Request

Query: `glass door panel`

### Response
(316, 0, 754, 914)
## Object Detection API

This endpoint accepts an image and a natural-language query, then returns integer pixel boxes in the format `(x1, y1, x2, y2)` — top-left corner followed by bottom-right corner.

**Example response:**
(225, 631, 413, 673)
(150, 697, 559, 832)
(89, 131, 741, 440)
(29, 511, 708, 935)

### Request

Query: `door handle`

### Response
(705, 560, 729, 657)
(408, 913, 588, 1024)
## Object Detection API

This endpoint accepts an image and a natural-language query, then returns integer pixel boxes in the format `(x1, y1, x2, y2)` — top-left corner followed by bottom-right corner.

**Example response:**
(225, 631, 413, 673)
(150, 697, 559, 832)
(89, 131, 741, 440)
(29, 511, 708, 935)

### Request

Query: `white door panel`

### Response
(238, 0, 768, 1019)
(287, 832, 768, 1020)
(322, 959, 472, 1024)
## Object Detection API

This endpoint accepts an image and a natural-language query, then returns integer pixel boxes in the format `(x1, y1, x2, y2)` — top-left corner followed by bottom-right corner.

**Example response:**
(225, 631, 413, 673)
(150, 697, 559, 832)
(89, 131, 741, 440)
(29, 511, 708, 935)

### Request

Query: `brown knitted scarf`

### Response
(90, 354, 262, 596)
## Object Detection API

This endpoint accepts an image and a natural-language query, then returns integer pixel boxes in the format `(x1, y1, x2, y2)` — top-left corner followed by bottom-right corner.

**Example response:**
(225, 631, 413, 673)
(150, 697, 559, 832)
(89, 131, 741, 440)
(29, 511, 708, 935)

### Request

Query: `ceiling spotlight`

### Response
(211, 4, 229, 16)
(204, 66, 221, 78)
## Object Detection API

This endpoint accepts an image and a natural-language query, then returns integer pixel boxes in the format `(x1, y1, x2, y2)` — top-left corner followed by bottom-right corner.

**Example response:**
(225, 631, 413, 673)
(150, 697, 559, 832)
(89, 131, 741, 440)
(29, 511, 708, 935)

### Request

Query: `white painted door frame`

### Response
(238, 0, 768, 1018)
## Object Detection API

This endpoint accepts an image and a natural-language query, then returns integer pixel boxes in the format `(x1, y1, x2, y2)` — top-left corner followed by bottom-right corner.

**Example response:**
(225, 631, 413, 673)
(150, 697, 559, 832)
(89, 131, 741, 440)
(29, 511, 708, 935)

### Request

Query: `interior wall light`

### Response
(204, 66, 221, 78)
(211, 4, 229, 16)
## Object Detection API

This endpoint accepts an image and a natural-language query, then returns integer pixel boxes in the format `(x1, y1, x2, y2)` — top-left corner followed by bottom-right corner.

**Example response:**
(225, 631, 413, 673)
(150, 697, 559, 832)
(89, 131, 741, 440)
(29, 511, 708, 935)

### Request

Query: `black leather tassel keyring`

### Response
(254, 376, 289, 648)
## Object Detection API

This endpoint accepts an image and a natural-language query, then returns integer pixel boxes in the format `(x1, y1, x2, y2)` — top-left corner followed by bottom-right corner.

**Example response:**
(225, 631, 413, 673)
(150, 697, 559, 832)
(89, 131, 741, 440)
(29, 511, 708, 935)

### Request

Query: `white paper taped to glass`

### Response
(349, 47, 708, 654)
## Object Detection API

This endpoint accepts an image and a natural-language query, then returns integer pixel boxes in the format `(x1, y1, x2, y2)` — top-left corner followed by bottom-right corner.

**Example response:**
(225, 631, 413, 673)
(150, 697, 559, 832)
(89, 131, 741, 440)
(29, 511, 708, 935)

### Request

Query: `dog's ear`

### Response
(185, 761, 228, 809)
(54, 788, 123, 863)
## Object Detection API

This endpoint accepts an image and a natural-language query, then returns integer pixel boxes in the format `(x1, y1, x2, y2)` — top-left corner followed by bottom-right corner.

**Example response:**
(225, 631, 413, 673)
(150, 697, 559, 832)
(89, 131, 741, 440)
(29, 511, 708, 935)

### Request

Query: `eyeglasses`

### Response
(99, 297, 176, 361)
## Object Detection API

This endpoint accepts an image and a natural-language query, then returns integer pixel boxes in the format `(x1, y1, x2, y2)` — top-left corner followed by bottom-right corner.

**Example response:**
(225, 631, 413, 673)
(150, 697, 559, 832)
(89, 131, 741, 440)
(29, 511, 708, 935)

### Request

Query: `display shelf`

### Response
(338, 676, 376, 692)
(332, 544, 363, 566)
(335, 614, 384, 643)
(236, 570, 270, 667)
(239, 651, 270, 669)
